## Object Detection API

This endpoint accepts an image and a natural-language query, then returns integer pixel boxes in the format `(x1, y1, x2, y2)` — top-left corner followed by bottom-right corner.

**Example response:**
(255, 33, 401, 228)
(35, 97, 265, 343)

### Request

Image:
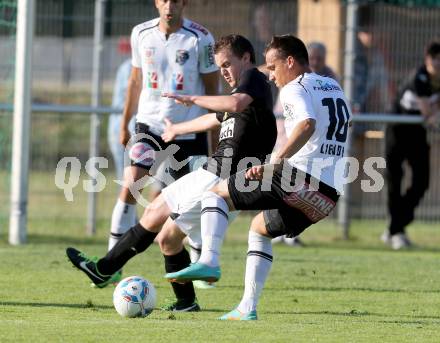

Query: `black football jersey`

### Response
(204, 68, 277, 178)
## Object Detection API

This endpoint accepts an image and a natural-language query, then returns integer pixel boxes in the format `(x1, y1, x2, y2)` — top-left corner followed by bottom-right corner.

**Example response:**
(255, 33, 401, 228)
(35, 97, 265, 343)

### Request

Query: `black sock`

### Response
(97, 223, 157, 275)
(164, 248, 195, 303)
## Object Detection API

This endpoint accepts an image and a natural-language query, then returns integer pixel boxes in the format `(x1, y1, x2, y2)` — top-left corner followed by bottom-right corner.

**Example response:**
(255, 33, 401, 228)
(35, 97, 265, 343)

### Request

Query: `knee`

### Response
(156, 233, 169, 252)
(250, 213, 271, 237)
(157, 233, 182, 255)
(122, 166, 149, 188)
(209, 180, 229, 198)
(138, 196, 169, 232)
(203, 180, 234, 210)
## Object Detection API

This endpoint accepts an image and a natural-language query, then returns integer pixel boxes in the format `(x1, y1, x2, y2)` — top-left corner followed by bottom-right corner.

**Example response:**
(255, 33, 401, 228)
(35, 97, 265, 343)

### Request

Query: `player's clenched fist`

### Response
(245, 165, 265, 180)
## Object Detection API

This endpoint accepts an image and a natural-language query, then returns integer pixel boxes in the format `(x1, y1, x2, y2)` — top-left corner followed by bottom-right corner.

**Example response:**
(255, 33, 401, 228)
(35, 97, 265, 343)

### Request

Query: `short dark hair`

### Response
(425, 41, 440, 58)
(265, 34, 309, 65)
(214, 34, 256, 64)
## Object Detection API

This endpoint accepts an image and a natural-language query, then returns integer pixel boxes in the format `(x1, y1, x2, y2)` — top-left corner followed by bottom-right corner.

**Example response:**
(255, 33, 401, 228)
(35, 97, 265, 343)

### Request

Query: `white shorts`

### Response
(161, 168, 237, 245)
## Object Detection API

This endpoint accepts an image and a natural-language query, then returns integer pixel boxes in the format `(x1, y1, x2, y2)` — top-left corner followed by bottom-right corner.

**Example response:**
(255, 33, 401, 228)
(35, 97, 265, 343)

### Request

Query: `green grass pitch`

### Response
(1, 216, 440, 342)
(0, 171, 439, 342)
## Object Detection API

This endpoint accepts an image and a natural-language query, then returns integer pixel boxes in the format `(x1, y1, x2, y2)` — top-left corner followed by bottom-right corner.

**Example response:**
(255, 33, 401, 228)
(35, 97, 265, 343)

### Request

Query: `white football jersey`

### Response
(280, 72, 351, 192)
(131, 18, 218, 136)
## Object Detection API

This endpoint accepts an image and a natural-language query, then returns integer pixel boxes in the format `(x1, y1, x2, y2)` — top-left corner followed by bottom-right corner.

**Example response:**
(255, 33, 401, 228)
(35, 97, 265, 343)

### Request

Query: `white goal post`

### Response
(9, 0, 34, 245)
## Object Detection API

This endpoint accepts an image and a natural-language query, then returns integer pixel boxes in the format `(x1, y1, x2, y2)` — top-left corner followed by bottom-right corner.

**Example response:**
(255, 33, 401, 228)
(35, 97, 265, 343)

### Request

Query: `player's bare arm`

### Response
(120, 67, 142, 146)
(161, 113, 221, 142)
(163, 92, 253, 113)
(273, 118, 316, 162)
(245, 118, 316, 181)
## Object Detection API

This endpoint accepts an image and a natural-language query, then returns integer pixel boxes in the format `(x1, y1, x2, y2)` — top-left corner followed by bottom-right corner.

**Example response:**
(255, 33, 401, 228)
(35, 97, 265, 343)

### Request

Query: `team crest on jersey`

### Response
(145, 47, 155, 64)
(175, 50, 189, 65)
(283, 103, 295, 119)
(219, 118, 235, 141)
(147, 71, 158, 89)
(189, 22, 208, 35)
(172, 73, 184, 91)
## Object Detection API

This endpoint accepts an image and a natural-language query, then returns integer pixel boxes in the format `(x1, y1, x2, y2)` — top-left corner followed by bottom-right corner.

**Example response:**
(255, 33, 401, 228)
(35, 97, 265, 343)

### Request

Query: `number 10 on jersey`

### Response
(322, 97, 350, 143)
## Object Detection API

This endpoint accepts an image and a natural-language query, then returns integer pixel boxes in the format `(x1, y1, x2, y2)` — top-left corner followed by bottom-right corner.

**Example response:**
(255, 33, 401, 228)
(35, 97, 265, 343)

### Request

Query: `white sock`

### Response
(237, 230, 273, 313)
(198, 191, 229, 267)
(188, 238, 202, 263)
(108, 199, 137, 251)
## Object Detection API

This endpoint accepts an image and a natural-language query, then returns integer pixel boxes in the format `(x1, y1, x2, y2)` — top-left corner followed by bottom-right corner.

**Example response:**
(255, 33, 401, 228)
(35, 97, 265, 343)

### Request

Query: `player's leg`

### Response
(403, 139, 429, 225)
(164, 164, 281, 282)
(390, 138, 430, 249)
(197, 179, 235, 268)
(108, 165, 149, 251)
(220, 211, 272, 321)
(384, 126, 405, 244)
(108, 123, 162, 253)
(164, 179, 235, 282)
(66, 194, 171, 287)
(157, 219, 200, 312)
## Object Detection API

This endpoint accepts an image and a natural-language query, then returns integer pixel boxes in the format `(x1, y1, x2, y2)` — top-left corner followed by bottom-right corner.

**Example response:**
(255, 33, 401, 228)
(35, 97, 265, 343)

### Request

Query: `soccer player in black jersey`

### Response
(66, 34, 277, 312)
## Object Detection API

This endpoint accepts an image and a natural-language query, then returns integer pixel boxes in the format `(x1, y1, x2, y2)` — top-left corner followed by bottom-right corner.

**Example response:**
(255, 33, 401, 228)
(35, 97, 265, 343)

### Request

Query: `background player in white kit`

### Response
(166, 34, 352, 320)
(107, 0, 219, 282)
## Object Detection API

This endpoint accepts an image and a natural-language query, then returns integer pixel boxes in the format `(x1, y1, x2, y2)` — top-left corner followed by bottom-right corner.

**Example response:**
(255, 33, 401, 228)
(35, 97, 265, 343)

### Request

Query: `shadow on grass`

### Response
(202, 308, 440, 324)
(271, 310, 440, 323)
(27, 234, 107, 246)
(219, 284, 440, 294)
(0, 300, 113, 310)
(280, 240, 440, 254)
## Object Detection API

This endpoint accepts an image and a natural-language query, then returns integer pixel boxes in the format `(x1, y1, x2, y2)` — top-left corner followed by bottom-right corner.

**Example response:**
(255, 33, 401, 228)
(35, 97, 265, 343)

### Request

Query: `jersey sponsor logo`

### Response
(283, 183, 336, 223)
(172, 73, 184, 91)
(189, 22, 208, 35)
(219, 118, 235, 141)
(204, 44, 215, 68)
(145, 47, 155, 64)
(147, 71, 158, 89)
(175, 49, 189, 65)
(313, 79, 341, 92)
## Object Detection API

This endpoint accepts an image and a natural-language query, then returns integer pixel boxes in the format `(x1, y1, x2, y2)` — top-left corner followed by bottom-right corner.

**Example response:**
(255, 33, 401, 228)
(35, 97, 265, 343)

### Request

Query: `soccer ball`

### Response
(113, 276, 156, 318)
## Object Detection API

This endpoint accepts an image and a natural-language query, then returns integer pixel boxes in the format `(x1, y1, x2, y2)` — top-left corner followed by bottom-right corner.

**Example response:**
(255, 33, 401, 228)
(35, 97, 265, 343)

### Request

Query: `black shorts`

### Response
(228, 162, 339, 238)
(128, 122, 208, 177)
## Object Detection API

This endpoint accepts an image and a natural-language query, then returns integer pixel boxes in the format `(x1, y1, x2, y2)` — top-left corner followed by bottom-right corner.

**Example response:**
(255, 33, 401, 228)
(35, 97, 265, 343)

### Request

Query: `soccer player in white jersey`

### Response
(166, 35, 352, 320)
(107, 0, 218, 280)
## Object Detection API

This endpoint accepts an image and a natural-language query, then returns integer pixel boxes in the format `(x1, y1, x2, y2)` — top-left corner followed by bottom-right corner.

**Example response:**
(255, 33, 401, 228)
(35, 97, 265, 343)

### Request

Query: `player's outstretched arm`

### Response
(163, 92, 253, 113)
(161, 113, 220, 143)
(273, 118, 316, 162)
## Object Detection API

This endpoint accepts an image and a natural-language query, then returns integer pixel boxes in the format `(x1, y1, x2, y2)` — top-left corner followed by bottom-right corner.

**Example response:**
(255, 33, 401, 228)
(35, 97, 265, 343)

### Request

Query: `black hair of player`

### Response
(425, 41, 440, 58)
(265, 34, 309, 65)
(214, 34, 256, 64)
